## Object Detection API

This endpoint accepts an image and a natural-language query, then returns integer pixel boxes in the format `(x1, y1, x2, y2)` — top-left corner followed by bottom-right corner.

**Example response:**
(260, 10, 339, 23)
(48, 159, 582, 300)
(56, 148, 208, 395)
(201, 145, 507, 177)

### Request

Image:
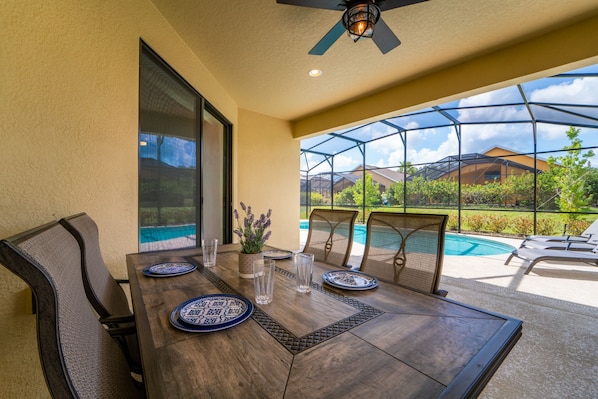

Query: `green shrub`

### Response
(487, 215, 510, 233)
(566, 219, 591, 235)
(139, 207, 195, 227)
(446, 214, 459, 231)
(310, 191, 328, 205)
(512, 216, 534, 236)
(466, 214, 488, 232)
(536, 218, 560, 235)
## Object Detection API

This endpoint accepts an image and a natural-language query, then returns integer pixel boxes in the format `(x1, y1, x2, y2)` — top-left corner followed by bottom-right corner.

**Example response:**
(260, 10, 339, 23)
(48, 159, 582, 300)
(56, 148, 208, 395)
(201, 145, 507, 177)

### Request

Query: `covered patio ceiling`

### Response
(301, 64, 598, 172)
(150, 0, 598, 132)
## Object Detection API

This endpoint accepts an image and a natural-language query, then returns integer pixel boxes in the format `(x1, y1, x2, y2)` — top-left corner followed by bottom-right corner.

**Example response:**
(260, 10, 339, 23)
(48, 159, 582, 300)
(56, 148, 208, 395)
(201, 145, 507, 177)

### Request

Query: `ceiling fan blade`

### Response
(372, 17, 401, 54)
(309, 20, 346, 55)
(377, 0, 428, 11)
(276, 0, 347, 11)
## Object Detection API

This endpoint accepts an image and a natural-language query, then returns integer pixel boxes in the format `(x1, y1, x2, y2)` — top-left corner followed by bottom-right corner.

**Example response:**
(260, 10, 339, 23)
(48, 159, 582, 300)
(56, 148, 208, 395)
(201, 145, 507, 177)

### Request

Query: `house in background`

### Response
(414, 146, 550, 184)
(348, 165, 406, 192)
(302, 165, 405, 202)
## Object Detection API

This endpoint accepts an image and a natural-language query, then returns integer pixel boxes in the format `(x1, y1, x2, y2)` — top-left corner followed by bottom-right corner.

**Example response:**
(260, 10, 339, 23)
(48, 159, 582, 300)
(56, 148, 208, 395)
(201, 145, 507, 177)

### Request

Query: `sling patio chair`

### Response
(359, 212, 449, 296)
(525, 218, 598, 242)
(60, 212, 142, 376)
(504, 244, 598, 275)
(302, 209, 358, 268)
(0, 222, 145, 399)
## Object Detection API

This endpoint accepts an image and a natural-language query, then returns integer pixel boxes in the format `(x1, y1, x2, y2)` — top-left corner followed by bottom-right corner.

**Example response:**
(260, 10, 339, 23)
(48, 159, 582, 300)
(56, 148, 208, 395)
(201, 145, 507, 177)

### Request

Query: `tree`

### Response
(399, 162, 418, 176)
(387, 181, 404, 205)
(585, 167, 598, 206)
(334, 186, 355, 206)
(352, 173, 382, 206)
(309, 191, 328, 205)
(546, 126, 595, 221)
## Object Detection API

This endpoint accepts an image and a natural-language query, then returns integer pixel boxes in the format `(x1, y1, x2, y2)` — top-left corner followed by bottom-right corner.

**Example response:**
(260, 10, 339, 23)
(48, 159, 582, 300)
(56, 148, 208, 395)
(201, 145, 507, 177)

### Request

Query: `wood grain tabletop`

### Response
(126, 244, 522, 399)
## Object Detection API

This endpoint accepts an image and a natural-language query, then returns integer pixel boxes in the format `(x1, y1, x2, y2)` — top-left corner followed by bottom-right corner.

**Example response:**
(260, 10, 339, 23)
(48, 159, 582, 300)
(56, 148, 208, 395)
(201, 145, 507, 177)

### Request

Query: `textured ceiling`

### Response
(149, 0, 598, 121)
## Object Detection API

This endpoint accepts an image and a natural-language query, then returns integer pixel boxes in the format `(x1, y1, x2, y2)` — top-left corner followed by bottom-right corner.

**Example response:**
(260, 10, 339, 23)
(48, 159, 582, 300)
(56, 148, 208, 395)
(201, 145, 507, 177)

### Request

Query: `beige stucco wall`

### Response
(0, 1, 299, 397)
(237, 109, 300, 252)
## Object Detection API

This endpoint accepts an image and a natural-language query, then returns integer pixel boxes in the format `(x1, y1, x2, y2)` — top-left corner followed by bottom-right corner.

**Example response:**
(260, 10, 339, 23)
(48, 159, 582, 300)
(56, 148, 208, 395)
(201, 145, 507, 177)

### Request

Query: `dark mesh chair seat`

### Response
(0, 222, 144, 399)
(59, 212, 141, 376)
(359, 212, 449, 296)
(303, 209, 358, 268)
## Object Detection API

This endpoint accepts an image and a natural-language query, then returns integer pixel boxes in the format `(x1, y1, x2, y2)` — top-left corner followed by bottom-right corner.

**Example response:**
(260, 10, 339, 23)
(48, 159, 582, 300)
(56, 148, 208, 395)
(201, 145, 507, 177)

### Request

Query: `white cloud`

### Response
(404, 132, 459, 165)
(530, 77, 598, 104)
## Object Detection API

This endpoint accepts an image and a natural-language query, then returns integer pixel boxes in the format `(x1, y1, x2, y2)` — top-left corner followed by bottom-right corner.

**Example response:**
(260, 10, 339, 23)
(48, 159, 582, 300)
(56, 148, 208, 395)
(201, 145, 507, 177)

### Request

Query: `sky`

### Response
(301, 64, 598, 175)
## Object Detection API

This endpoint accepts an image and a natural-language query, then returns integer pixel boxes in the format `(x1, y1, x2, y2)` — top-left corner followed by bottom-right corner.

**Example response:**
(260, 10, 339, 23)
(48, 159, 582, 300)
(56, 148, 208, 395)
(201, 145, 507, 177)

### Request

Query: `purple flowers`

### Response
(233, 202, 273, 254)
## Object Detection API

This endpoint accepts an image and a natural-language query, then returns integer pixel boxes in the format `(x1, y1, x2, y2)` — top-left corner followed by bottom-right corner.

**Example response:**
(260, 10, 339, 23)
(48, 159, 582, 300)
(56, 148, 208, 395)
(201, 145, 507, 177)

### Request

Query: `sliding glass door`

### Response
(138, 43, 232, 251)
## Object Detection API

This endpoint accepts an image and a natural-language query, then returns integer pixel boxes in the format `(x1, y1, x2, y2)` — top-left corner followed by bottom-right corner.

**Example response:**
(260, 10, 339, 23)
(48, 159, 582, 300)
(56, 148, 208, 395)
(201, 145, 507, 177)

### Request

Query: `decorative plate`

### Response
(142, 262, 196, 277)
(263, 250, 293, 259)
(322, 270, 378, 291)
(170, 294, 254, 333)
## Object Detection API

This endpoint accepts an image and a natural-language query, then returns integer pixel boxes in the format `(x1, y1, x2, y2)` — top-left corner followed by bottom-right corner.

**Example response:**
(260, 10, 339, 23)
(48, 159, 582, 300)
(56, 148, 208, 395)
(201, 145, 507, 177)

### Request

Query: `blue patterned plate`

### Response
(170, 294, 254, 333)
(322, 270, 378, 291)
(143, 262, 196, 277)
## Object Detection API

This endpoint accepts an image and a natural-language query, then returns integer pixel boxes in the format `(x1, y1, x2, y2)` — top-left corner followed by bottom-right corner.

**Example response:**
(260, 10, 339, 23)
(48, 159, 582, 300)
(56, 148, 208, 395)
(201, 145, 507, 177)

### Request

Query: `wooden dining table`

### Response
(126, 244, 522, 399)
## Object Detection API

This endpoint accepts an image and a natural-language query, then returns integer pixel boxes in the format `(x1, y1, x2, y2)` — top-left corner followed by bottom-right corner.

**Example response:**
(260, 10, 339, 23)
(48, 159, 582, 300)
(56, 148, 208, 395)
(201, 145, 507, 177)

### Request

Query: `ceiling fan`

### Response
(277, 0, 428, 55)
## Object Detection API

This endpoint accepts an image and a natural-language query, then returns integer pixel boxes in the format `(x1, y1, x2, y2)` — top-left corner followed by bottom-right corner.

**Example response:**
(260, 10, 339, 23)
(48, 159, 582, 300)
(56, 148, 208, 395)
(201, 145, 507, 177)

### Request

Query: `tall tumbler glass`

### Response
(202, 239, 218, 267)
(253, 259, 275, 305)
(294, 253, 314, 293)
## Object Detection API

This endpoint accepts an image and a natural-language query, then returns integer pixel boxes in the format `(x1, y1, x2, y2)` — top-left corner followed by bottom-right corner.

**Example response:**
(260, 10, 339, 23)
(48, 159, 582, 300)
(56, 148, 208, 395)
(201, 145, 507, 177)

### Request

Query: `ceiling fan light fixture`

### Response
(342, 2, 380, 42)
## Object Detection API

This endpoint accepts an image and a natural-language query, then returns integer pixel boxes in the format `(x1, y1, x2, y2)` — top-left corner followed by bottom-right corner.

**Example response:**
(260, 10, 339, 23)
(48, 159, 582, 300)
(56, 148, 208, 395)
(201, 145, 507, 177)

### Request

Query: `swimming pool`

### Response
(140, 222, 515, 256)
(300, 221, 515, 256)
(140, 224, 196, 243)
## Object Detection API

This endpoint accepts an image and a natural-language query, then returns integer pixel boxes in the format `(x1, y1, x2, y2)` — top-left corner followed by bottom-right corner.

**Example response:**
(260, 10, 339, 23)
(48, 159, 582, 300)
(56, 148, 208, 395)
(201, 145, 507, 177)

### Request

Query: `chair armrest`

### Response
(105, 324, 137, 338)
(99, 314, 136, 325)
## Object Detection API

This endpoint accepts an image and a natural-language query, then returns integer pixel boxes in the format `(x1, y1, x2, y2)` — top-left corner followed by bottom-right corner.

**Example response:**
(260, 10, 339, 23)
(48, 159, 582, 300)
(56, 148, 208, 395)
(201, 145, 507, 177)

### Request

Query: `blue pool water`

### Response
(300, 221, 514, 256)
(140, 224, 196, 243)
(140, 222, 515, 256)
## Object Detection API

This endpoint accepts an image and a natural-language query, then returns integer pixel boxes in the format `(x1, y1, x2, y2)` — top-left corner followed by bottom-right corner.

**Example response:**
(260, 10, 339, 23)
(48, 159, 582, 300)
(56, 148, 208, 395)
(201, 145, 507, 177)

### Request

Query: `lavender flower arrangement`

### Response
(233, 202, 272, 254)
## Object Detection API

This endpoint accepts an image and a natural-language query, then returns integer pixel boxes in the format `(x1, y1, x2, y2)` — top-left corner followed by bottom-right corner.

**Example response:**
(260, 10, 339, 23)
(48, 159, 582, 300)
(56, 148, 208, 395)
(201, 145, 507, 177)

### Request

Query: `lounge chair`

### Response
(525, 218, 598, 242)
(504, 244, 598, 275)
(520, 236, 598, 251)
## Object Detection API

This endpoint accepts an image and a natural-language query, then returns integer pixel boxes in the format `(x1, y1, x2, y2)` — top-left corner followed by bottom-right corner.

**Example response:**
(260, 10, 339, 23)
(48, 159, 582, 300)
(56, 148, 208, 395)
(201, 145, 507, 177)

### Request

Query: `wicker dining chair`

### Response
(359, 212, 449, 296)
(59, 212, 141, 376)
(302, 209, 358, 268)
(0, 222, 145, 399)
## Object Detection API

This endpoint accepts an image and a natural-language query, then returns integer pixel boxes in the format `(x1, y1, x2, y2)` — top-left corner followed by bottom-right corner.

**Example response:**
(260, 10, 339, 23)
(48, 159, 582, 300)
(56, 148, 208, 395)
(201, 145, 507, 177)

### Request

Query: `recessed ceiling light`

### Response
(308, 69, 322, 77)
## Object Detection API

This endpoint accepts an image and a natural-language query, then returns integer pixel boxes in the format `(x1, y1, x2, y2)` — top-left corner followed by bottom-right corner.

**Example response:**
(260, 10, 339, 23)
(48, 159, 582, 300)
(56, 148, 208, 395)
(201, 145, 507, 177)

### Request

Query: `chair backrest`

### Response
(302, 209, 358, 267)
(0, 222, 143, 399)
(59, 213, 141, 375)
(59, 213, 131, 318)
(582, 219, 598, 237)
(359, 212, 448, 295)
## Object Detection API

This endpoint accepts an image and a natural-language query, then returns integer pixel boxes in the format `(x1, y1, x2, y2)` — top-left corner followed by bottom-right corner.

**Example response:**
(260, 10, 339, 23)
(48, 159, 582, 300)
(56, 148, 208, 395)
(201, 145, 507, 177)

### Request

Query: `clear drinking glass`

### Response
(202, 239, 218, 267)
(294, 253, 314, 293)
(253, 259, 275, 304)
